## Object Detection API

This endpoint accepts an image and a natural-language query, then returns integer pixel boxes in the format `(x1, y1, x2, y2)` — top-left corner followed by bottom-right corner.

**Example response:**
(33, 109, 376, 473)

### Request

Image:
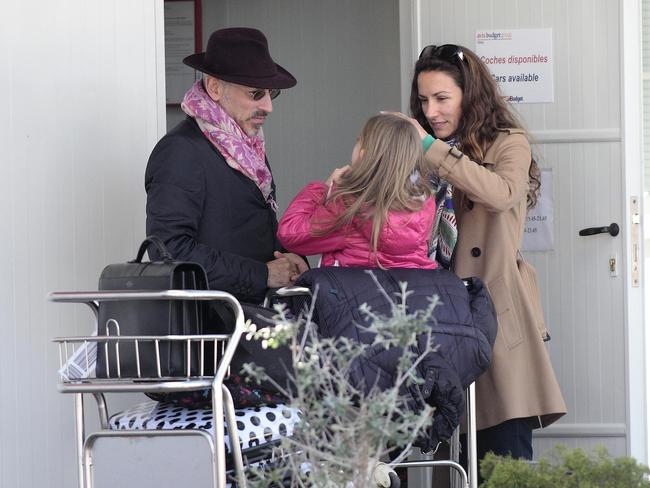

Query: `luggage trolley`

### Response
(51, 288, 479, 488)
(49, 289, 254, 488)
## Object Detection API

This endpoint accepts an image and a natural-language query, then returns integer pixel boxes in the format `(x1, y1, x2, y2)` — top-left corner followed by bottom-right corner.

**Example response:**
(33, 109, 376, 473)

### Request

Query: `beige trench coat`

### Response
(425, 129, 566, 431)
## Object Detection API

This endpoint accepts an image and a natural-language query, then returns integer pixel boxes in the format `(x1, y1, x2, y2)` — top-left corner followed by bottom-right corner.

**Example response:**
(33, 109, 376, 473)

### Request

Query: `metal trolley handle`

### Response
(48, 289, 248, 488)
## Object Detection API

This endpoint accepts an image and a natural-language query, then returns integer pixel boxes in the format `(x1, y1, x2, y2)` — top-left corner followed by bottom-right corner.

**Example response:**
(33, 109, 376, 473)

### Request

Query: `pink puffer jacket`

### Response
(278, 182, 437, 269)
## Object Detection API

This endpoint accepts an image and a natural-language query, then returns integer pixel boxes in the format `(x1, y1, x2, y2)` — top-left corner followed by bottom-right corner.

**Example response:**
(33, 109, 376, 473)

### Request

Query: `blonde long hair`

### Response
(314, 113, 431, 252)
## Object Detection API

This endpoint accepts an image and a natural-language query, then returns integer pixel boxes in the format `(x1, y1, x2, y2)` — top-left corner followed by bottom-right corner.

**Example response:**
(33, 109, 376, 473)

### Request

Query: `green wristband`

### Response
(422, 134, 435, 153)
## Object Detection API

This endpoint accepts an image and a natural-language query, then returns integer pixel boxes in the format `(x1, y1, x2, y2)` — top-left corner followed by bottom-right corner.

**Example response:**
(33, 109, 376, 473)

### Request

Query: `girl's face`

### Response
(417, 70, 463, 140)
(350, 138, 363, 166)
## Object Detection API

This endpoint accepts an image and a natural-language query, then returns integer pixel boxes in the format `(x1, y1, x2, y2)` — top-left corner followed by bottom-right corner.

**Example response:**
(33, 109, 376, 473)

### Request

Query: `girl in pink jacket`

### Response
(277, 113, 437, 270)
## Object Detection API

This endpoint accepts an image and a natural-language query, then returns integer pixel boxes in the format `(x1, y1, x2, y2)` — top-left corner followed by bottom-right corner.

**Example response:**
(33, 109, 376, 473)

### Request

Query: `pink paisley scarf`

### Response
(181, 81, 276, 210)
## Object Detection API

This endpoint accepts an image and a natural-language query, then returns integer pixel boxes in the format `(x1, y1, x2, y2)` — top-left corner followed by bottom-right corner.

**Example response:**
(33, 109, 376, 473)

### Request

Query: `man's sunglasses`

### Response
(249, 88, 281, 101)
(418, 44, 467, 66)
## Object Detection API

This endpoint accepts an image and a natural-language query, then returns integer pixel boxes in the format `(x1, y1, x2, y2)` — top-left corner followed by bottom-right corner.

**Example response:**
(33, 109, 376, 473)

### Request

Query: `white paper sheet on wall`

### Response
(522, 168, 553, 251)
(164, 1, 199, 104)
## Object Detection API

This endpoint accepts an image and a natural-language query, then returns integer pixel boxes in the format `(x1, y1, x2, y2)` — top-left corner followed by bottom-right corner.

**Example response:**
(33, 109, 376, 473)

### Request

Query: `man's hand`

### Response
(266, 251, 309, 288)
(279, 251, 309, 275)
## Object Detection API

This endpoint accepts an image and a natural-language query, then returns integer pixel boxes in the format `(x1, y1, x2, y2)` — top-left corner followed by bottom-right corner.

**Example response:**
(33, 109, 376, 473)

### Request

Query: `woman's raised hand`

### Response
(381, 111, 428, 140)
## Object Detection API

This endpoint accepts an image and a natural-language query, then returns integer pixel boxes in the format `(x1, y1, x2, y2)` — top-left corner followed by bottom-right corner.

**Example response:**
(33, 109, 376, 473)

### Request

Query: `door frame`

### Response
(155, 0, 168, 138)
(621, 0, 648, 463)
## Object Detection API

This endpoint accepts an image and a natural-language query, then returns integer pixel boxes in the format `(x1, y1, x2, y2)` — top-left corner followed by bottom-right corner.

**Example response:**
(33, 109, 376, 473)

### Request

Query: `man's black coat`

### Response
(145, 117, 281, 304)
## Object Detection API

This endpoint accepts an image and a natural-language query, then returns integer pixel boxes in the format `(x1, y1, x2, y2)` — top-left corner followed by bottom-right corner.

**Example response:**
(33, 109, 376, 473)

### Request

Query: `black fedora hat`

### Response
(183, 27, 297, 89)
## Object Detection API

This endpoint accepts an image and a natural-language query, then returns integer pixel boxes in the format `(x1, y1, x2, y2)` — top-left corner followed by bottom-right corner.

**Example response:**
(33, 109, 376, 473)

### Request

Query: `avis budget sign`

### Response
(475, 28, 554, 104)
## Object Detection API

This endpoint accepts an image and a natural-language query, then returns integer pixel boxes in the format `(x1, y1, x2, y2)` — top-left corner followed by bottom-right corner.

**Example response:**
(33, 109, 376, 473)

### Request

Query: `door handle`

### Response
(578, 223, 619, 237)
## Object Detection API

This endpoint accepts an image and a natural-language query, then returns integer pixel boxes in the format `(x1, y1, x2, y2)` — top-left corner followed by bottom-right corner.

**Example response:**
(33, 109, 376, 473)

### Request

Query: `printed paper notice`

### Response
(522, 169, 553, 251)
(165, 1, 198, 104)
(475, 28, 554, 104)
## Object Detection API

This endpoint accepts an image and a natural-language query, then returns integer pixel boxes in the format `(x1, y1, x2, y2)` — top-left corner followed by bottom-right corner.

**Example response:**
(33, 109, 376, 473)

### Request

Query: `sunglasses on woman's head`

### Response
(249, 88, 281, 101)
(418, 44, 467, 66)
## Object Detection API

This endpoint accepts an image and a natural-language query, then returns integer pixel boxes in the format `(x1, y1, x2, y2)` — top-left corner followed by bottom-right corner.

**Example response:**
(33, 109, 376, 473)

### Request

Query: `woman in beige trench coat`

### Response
(399, 44, 566, 465)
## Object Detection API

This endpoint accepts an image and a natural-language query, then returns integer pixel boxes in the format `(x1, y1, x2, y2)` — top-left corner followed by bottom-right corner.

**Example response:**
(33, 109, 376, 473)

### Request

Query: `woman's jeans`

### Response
(461, 417, 533, 482)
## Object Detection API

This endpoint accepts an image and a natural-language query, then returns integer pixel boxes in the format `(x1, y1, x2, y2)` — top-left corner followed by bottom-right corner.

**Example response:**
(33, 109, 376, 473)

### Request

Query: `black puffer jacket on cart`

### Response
(291, 267, 498, 450)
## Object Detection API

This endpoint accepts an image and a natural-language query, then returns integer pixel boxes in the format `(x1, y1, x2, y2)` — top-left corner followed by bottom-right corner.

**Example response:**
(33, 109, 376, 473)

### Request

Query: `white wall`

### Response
(0, 1, 165, 487)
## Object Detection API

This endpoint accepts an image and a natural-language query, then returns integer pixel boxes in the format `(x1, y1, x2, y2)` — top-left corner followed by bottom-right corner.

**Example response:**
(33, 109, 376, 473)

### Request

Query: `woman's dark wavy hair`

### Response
(409, 44, 540, 208)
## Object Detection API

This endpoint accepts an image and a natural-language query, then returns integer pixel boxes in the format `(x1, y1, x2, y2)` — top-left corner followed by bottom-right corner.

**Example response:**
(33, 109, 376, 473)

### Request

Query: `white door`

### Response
(401, 0, 647, 462)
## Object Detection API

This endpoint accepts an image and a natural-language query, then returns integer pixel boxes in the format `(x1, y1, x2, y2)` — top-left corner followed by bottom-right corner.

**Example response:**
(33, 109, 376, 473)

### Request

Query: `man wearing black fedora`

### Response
(145, 27, 307, 390)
